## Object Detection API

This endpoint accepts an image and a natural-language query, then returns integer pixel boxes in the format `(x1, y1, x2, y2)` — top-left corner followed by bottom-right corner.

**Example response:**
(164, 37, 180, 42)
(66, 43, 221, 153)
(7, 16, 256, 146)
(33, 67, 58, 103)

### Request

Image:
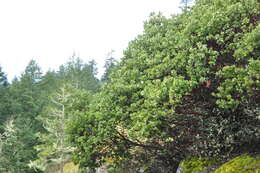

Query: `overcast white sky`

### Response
(0, 0, 182, 80)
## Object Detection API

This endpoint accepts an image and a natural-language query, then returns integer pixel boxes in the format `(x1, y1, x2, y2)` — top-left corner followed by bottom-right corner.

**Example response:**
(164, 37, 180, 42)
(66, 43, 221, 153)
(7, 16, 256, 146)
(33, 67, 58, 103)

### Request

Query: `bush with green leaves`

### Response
(68, 0, 260, 171)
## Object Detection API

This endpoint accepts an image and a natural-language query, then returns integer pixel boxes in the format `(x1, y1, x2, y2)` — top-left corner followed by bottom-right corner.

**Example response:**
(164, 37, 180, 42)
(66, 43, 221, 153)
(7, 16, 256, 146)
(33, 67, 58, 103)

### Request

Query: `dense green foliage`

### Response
(0, 0, 259, 172)
(101, 51, 118, 83)
(58, 56, 100, 92)
(30, 86, 75, 171)
(67, 0, 260, 172)
(0, 66, 8, 87)
(0, 60, 45, 172)
(0, 65, 10, 132)
(0, 119, 39, 173)
(0, 57, 99, 173)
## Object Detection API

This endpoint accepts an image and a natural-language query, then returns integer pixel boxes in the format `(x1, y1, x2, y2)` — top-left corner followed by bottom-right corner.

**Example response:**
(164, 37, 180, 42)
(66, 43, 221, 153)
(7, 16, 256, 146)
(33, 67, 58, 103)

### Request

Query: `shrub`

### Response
(68, 0, 260, 171)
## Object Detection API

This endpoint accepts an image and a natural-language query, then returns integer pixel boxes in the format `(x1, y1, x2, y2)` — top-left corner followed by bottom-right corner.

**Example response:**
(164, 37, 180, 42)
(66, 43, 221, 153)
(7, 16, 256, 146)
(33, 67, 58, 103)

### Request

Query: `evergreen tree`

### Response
(30, 85, 75, 173)
(23, 60, 42, 83)
(0, 118, 41, 173)
(101, 50, 118, 83)
(0, 65, 8, 87)
(10, 60, 43, 126)
(58, 56, 100, 92)
(180, 0, 193, 10)
(0, 65, 10, 132)
(3, 60, 45, 172)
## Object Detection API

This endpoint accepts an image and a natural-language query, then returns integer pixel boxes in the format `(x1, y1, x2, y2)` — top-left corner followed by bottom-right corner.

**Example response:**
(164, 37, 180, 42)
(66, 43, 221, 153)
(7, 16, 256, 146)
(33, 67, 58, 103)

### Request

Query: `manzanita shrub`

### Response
(67, 0, 260, 172)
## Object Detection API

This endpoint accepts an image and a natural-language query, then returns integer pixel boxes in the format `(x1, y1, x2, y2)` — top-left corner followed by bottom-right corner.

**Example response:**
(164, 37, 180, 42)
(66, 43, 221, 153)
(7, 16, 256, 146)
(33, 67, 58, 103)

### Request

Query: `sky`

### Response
(0, 0, 182, 80)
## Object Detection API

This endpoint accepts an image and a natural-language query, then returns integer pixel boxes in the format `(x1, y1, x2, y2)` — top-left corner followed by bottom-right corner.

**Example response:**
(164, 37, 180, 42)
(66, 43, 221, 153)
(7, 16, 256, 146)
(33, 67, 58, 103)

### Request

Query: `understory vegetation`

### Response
(0, 0, 259, 172)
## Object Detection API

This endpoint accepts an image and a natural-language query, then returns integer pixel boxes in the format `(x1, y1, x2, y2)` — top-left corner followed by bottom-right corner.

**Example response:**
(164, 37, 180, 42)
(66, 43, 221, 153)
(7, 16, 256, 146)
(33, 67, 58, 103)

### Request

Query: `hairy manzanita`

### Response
(68, 0, 260, 172)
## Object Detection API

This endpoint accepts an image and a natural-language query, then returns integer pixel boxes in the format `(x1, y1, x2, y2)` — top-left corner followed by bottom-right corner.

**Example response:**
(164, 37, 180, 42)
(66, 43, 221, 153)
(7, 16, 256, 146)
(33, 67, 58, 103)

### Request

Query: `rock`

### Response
(176, 165, 183, 173)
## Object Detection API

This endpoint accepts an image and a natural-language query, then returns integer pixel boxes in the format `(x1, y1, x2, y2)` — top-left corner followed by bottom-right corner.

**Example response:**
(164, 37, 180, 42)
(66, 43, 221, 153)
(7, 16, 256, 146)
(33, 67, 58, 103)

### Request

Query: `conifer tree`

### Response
(101, 50, 118, 83)
(30, 85, 74, 173)
(181, 0, 192, 10)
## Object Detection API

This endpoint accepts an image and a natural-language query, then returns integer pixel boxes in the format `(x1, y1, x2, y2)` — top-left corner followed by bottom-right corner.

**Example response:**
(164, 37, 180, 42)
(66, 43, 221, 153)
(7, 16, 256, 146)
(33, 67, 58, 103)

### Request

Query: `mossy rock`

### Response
(63, 162, 79, 173)
(45, 162, 79, 173)
(180, 157, 218, 173)
(214, 154, 260, 173)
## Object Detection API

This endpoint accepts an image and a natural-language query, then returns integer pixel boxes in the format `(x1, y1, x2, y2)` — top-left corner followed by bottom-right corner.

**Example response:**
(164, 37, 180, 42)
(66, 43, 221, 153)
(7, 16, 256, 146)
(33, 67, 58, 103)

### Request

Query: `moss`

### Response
(181, 157, 218, 173)
(63, 162, 79, 173)
(214, 154, 260, 173)
(107, 168, 122, 173)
